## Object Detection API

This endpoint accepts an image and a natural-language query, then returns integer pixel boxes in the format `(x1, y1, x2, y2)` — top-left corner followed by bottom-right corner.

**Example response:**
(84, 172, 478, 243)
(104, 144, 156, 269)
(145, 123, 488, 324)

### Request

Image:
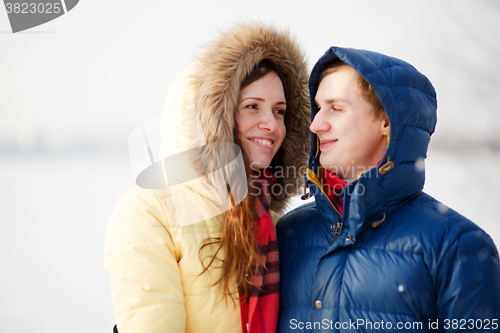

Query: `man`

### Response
(277, 47, 500, 332)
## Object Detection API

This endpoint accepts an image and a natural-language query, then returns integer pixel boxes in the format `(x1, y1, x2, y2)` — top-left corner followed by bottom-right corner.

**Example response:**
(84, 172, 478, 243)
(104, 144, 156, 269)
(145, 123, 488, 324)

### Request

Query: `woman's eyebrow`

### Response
(240, 97, 265, 102)
(239, 98, 286, 105)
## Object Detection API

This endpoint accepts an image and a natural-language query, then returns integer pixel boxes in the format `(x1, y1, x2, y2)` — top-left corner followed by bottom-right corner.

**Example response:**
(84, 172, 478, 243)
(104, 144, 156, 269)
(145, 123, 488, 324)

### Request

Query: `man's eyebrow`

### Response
(314, 98, 346, 105)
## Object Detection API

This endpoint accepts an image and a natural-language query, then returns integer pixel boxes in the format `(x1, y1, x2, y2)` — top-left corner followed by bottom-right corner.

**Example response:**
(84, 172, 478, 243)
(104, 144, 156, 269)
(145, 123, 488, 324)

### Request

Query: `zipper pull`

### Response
(301, 186, 312, 200)
(378, 156, 394, 175)
(334, 221, 343, 241)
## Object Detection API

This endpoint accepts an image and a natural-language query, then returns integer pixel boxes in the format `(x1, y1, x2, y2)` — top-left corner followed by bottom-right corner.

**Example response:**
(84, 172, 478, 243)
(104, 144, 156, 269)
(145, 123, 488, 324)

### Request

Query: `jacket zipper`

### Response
(304, 169, 344, 240)
(334, 221, 343, 241)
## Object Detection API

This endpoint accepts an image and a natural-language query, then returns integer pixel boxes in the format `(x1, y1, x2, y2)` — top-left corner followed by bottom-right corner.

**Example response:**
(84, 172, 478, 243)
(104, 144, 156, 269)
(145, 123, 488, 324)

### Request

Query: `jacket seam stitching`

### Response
(359, 63, 435, 100)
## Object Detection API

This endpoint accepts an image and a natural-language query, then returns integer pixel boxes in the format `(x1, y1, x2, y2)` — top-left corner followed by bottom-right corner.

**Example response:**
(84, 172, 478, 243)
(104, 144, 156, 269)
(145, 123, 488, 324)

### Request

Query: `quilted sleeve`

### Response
(103, 187, 186, 333)
(435, 229, 500, 332)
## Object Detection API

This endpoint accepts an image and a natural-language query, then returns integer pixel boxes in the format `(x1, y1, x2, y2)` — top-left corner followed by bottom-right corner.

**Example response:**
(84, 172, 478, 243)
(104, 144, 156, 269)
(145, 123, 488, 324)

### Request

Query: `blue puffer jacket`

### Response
(277, 47, 500, 332)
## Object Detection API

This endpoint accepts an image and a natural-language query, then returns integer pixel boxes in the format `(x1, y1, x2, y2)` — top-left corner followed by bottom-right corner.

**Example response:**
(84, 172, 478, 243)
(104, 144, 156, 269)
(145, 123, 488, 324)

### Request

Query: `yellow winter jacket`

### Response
(104, 23, 310, 333)
(105, 185, 243, 333)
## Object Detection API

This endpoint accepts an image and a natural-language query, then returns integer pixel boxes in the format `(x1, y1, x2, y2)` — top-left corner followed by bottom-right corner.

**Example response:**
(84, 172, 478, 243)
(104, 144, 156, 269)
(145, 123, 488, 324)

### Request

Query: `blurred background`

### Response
(1, 0, 499, 332)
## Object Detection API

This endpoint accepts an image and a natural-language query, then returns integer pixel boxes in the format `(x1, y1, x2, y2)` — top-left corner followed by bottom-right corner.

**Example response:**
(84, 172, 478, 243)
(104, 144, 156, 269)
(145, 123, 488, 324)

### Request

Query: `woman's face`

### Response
(236, 71, 286, 170)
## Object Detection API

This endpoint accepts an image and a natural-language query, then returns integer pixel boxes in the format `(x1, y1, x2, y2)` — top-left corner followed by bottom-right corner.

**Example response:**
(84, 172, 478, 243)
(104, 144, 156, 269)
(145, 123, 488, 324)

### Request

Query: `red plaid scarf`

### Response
(239, 169, 279, 333)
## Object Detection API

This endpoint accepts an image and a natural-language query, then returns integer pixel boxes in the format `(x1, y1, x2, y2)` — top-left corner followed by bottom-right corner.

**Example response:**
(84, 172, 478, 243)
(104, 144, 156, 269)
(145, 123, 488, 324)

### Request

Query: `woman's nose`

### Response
(258, 110, 278, 132)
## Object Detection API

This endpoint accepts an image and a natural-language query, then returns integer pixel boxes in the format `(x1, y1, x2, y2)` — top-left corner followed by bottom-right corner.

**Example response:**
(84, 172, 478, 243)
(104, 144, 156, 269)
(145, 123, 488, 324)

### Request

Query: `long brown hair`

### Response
(199, 61, 287, 300)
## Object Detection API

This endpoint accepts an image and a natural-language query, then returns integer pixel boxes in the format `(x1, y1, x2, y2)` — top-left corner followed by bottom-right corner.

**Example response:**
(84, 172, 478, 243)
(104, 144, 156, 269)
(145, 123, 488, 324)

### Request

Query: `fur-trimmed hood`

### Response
(160, 23, 310, 214)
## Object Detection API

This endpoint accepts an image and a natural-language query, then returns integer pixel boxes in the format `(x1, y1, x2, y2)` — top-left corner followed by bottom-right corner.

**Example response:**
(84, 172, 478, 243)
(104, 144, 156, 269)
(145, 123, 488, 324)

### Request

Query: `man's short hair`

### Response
(318, 60, 385, 117)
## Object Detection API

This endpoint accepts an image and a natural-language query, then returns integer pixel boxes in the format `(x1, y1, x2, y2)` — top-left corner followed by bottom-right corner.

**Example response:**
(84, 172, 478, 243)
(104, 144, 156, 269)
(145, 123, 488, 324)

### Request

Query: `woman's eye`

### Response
(333, 107, 342, 112)
(274, 109, 286, 116)
(246, 104, 257, 109)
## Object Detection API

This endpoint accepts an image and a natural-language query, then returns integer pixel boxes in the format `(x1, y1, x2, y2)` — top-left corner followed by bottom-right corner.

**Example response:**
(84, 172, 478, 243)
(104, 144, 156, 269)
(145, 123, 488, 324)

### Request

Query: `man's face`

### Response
(310, 66, 389, 179)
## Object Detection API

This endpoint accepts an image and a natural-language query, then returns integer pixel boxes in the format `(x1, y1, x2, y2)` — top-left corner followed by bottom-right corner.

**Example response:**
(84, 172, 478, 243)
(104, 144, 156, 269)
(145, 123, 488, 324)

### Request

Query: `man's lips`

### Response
(318, 139, 338, 149)
(248, 137, 275, 148)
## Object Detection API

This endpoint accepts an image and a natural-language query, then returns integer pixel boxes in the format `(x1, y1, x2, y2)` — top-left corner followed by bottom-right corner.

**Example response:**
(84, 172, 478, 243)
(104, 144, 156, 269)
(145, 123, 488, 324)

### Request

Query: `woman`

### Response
(104, 23, 310, 333)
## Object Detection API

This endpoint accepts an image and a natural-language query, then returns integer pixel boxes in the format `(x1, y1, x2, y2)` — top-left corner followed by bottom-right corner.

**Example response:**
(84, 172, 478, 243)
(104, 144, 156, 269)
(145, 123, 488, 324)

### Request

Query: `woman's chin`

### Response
(248, 157, 272, 171)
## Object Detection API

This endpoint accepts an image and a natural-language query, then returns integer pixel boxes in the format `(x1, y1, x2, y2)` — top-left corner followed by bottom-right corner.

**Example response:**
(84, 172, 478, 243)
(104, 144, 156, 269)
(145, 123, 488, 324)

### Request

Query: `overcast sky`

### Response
(1, 0, 500, 154)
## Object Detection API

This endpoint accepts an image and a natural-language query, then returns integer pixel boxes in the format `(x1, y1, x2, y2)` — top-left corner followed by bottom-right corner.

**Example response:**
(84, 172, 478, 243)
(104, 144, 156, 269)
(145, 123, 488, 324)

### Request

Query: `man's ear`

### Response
(380, 112, 390, 136)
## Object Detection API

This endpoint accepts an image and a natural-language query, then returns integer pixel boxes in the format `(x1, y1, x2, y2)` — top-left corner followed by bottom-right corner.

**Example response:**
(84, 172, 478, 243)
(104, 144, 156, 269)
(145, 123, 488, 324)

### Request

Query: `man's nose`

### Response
(310, 110, 328, 133)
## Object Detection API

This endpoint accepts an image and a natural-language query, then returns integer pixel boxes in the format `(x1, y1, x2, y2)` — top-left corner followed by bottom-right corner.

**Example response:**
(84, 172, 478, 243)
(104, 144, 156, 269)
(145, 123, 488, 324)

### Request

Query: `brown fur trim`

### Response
(190, 23, 310, 214)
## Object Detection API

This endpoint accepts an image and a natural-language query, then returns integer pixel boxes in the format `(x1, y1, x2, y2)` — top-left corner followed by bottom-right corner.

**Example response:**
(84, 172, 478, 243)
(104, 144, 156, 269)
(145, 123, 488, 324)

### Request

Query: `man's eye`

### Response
(333, 107, 342, 111)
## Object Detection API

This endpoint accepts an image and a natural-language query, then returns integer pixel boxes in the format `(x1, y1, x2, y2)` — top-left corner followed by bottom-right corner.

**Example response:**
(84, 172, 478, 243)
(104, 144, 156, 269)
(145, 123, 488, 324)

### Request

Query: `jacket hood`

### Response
(307, 47, 437, 227)
(160, 23, 310, 214)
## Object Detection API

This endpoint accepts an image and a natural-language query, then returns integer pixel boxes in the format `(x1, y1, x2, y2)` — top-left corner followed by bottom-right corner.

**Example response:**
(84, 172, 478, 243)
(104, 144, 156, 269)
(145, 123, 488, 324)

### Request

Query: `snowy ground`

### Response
(1, 148, 499, 333)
